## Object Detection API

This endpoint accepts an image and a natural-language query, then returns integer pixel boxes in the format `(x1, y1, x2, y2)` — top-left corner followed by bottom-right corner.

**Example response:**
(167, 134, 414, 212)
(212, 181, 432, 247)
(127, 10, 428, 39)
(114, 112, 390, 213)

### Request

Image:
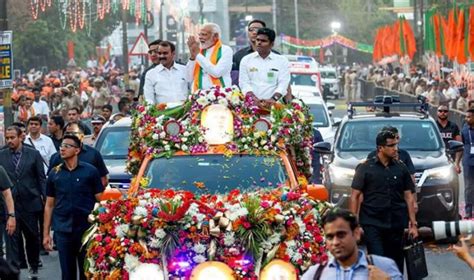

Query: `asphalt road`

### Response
(18, 93, 474, 279)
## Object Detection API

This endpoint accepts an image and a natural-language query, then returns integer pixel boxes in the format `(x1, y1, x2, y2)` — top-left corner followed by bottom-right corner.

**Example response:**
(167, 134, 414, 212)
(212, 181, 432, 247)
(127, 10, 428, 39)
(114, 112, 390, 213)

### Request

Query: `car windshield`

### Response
(290, 73, 316, 86)
(95, 127, 131, 159)
(308, 103, 329, 127)
(337, 120, 442, 151)
(321, 71, 337, 79)
(145, 154, 289, 194)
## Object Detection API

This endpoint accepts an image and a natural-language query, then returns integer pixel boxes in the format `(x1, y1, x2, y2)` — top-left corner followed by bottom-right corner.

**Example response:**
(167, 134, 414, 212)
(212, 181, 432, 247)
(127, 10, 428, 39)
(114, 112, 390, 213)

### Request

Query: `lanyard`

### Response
(469, 129, 473, 146)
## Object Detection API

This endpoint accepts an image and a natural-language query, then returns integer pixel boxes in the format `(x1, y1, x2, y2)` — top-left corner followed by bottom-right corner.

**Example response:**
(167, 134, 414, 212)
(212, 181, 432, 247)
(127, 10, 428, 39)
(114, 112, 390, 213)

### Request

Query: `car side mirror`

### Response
(326, 102, 336, 110)
(99, 186, 122, 201)
(332, 117, 342, 127)
(306, 184, 329, 201)
(447, 140, 463, 154)
(314, 141, 332, 154)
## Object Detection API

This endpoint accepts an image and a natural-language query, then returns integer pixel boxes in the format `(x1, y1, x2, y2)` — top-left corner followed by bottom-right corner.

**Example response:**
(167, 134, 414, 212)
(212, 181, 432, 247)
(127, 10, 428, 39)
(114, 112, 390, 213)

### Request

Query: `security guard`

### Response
(350, 130, 418, 274)
(43, 134, 104, 280)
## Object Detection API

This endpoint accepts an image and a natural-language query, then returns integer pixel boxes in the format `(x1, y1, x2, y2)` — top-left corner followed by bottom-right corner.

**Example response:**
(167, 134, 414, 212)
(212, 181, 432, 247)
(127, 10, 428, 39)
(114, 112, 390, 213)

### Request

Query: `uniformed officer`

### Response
(436, 104, 461, 148)
(43, 134, 104, 280)
(350, 130, 418, 274)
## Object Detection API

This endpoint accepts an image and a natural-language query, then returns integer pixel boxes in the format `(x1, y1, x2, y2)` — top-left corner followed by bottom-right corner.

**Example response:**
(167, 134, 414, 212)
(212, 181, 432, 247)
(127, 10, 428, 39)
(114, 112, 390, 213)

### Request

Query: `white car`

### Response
(320, 66, 339, 99)
(300, 96, 336, 143)
(291, 85, 322, 99)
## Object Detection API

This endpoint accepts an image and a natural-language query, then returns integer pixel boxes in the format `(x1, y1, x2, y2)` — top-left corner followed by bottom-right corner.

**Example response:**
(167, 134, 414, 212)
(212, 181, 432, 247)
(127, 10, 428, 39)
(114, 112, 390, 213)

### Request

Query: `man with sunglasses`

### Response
(83, 115, 106, 146)
(436, 105, 461, 149)
(350, 130, 418, 274)
(43, 134, 104, 280)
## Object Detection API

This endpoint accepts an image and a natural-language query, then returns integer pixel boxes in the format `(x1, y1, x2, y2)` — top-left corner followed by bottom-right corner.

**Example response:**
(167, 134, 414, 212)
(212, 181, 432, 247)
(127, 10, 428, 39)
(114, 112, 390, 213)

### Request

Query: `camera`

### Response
(432, 220, 474, 240)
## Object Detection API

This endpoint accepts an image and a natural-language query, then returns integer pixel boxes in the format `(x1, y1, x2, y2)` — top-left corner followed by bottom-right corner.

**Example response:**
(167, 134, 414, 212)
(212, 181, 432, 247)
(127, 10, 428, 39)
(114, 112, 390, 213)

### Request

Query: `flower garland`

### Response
(85, 187, 329, 279)
(127, 86, 314, 178)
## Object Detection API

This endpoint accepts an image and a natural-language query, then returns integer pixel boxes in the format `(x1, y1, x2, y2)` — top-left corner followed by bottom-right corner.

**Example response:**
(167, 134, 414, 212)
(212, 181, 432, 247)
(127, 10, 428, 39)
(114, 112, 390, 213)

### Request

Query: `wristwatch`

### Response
(7, 213, 15, 218)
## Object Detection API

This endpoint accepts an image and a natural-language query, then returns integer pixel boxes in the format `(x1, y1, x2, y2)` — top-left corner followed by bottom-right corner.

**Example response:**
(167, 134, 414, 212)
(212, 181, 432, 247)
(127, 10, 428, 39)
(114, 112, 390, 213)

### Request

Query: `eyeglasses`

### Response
(438, 110, 449, 113)
(60, 143, 78, 149)
(91, 123, 103, 126)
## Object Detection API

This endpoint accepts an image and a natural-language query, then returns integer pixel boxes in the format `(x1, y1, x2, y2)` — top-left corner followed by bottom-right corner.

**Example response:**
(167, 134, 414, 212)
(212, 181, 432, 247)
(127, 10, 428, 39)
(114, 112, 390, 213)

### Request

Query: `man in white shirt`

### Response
(32, 88, 50, 131)
(25, 116, 57, 173)
(144, 41, 189, 104)
(239, 28, 290, 107)
(187, 23, 233, 92)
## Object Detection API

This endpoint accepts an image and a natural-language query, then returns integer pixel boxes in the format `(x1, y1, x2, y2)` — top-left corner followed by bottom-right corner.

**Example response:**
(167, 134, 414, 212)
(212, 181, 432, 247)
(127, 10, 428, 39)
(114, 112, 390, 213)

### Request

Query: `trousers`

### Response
(55, 230, 87, 280)
(362, 225, 405, 274)
(463, 165, 474, 217)
(5, 211, 40, 270)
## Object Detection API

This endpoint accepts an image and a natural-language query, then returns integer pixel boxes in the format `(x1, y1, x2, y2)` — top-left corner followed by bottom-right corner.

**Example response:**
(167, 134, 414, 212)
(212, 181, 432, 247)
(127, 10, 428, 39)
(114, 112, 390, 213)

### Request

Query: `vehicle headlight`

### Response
(420, 165, 454, 185)
(329, 165, 355, 186)
(260, 259, 297, 280)
(190, 261, 234, 280)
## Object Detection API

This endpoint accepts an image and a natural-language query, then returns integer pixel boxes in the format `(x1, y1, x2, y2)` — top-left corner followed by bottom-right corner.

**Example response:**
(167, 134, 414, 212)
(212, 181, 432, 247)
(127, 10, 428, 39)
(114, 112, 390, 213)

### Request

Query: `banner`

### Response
(281, 34, 373, 53)
(0, 31, 13, 89)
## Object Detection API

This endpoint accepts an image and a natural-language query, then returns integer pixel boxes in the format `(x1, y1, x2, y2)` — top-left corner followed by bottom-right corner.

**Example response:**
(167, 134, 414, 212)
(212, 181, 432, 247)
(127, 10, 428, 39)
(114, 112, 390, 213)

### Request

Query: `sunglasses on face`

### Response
(60, 143, 78, 149)
(438, 110, 449, 113)
(385, 143, 398, 147)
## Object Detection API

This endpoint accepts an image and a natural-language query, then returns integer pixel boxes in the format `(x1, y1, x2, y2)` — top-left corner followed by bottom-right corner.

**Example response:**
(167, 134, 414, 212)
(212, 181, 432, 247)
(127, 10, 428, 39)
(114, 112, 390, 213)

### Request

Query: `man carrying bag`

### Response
(404, 237, 428, 279)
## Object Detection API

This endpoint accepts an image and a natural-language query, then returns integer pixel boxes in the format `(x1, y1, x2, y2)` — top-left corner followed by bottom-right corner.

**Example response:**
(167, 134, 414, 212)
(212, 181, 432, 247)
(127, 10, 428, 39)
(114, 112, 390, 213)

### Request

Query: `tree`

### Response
(7, 1, 120, 71)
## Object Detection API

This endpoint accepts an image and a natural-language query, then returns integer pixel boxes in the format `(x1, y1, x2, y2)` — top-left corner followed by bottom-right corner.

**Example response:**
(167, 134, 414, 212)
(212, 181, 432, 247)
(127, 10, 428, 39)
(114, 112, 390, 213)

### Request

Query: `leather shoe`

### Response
(28, 268, 39, 279)
(38, 260, 43, 268)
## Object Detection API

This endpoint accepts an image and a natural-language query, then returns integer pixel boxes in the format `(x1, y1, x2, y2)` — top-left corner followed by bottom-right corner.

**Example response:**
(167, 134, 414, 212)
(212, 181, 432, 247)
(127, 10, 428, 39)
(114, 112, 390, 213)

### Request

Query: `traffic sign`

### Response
(129, 32, 149, 56)
(324, 49, 333, 56)
(0, 31, 13, 89)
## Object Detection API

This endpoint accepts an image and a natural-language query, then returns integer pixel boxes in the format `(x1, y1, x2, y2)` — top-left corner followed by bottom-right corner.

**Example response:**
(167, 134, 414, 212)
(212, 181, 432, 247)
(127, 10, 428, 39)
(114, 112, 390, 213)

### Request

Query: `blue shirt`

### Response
(301, 250, 402, 280)
(460, 125, 474, 166)
(48, 144, 109, 177)
(46, 161, 104, 232)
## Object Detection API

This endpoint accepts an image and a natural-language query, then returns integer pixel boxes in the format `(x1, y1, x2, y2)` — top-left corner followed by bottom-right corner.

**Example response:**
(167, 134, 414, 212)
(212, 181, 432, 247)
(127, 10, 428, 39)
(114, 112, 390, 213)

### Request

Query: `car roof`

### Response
(344, 112, 432, 121)
(301, 97, 326, 105)
(105, 116, 132, 128)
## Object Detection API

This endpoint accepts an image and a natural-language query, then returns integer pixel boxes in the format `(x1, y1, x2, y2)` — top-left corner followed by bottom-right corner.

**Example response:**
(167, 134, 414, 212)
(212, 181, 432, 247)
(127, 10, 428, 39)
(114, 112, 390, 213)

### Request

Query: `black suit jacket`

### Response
(0, 145, 46, 214)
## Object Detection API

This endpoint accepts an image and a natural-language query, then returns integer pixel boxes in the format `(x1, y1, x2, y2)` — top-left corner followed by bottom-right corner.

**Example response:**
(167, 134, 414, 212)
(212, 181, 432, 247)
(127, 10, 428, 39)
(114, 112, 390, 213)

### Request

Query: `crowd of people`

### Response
(0, 17, 473, 279)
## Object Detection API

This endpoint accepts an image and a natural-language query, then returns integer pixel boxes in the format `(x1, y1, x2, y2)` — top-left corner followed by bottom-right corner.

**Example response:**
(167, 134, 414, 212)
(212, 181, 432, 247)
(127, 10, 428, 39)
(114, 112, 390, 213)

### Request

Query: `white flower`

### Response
(87, 257, 96, 273)
(133, 206, 148, 217)
(183, 131, 190, 137)
(152, 133, 159, 140)
(181, 144, 188, 151)
(115, 224, 129, 239)
(295, 217, 306, 233)
(193, 243, 206, 254)
(223, 232, 235, 246)
(164, 145, 170, 151)
(155, 229, 167, 239)
(198, 137, 204, 142)
(197, 96, 208, 106)
(138, 199, 147, 207)
(218, 98, 228, 107)
(148, 237, 161, 248)
(181, 137, 188, 142)
(124, 254, 140, 272)
(291, 252, 303, 262)
(160, 132, 166, 138)
(269, 233, 281, 244)
(226, 204, 249, 221)
(143, 192, 151, 199)
(193, 254, 207, 263)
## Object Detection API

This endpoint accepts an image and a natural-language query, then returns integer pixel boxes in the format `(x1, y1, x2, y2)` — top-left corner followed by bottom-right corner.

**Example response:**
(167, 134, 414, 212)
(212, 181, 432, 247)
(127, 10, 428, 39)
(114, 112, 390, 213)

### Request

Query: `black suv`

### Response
(315, 97, 461, 226)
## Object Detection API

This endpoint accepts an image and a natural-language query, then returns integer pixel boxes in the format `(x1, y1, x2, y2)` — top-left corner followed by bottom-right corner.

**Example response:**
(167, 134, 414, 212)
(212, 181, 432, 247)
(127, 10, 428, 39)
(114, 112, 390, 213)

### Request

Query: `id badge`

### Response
(471, 146, 474, 154)
(267, 71, 276, 84)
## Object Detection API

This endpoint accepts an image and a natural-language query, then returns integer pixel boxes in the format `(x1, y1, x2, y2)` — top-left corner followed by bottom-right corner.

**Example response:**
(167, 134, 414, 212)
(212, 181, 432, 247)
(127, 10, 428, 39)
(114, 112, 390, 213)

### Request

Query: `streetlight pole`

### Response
(0, 0, 12, 129)
(272, 0, 277, 35)
(122, 7, 129, 88)
(294, 0, 300, 40)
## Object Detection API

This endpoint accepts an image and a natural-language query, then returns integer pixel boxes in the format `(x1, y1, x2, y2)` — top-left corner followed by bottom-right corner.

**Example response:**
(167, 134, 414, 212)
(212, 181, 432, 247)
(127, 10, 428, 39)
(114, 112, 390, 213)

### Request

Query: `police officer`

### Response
(43, 134, 104, 280)
(436, 104, 461, 148)
(350, 130, 418, 274)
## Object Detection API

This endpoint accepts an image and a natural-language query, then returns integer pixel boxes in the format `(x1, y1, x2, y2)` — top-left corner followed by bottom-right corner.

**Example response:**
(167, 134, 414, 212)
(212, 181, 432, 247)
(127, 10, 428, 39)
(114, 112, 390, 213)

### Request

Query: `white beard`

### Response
(201, 39, 214, 50)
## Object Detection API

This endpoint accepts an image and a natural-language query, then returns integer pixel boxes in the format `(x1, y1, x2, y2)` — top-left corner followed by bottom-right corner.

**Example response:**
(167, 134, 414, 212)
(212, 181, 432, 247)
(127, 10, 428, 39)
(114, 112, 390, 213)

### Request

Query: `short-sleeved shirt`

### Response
(48, 145, 109, 177)
(46, 161, 104, 232)
(367, 149, 415, 175)
(460, 125, 474, 166)
(436, 120, 460, 148)
(351, 156, 415, 229)
(301, 250, 402, 280)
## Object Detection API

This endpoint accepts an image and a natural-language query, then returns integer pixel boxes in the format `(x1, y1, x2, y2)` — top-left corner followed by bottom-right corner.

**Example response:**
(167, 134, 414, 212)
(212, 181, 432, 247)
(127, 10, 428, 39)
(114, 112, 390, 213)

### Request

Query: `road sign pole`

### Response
(0, 0, 12, 129)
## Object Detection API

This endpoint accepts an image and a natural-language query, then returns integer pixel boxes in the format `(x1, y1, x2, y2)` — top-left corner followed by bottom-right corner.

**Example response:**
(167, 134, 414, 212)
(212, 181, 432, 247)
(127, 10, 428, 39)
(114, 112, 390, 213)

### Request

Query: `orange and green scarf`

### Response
(192, 40, 226, 92)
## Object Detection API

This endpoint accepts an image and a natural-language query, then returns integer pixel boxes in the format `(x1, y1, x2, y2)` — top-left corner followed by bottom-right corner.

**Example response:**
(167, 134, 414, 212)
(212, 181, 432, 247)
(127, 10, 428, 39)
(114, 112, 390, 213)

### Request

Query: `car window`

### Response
(308, 103, 329, 127)
(290, 73, 316, 86)
(337, 120, 442, 151)
(95, 128, 131, 159)
(321, 71, 337, 79)
(145, 155, 289, 194)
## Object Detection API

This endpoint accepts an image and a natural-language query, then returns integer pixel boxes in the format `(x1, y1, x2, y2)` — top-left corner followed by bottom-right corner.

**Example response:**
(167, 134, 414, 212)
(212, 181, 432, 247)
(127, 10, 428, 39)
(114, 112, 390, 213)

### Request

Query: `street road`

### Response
(19, 96, 474, 280)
